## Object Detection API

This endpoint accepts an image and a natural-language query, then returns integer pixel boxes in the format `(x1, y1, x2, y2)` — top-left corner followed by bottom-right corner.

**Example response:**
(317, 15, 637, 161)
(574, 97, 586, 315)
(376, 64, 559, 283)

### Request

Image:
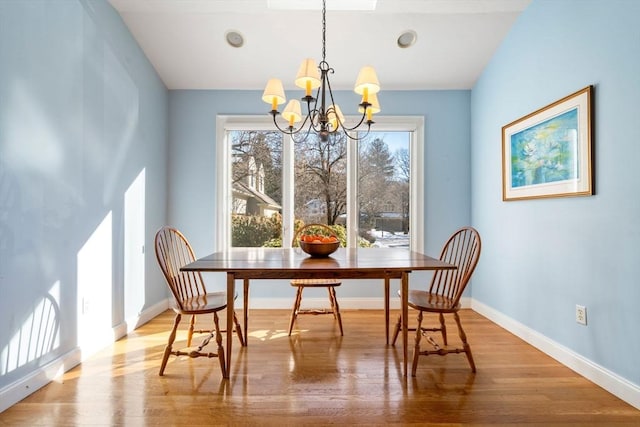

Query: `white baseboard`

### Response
(0, 347, 82, 413)
(247, 297, 398, 310)
(4, 297, 636, 413)
(471, 299, 640, 410)
(0, 299, 169, 414)
(244, 296, 472, 310)
(113, 299, 170, 340)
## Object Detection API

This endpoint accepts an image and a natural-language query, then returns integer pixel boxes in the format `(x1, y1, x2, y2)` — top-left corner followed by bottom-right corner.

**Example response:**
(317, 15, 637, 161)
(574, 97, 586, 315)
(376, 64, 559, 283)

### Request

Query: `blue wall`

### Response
(0, 0, 168, 395)
(471, 0, 640, 386)
(168, 89, 471, 298)
(6, 0, 637, 412)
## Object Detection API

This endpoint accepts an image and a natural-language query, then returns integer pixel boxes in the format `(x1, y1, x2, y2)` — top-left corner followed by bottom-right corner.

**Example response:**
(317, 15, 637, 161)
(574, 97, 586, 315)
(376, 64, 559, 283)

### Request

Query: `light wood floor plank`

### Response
(1, 309, 638, 426)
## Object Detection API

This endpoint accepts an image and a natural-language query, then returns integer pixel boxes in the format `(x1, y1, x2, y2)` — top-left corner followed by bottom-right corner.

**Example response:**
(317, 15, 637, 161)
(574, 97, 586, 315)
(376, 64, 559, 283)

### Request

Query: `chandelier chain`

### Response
(321, 0, 326, 63)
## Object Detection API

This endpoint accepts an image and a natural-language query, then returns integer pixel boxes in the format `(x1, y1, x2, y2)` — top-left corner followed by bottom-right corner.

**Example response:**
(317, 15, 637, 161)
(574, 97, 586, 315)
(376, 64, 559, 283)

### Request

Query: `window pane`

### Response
(229, 130, 283, 247)
(294, 132, 347, 228)
(357, 131, 411, 248)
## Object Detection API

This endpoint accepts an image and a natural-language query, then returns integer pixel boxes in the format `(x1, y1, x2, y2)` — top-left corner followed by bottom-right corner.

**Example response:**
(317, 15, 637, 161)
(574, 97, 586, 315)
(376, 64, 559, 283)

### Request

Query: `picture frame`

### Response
(502, 86, 593, 201)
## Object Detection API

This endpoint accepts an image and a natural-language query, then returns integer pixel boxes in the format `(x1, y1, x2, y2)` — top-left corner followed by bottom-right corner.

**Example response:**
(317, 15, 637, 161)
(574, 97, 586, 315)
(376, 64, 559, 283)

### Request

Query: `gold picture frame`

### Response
(502, 86, 594, 201)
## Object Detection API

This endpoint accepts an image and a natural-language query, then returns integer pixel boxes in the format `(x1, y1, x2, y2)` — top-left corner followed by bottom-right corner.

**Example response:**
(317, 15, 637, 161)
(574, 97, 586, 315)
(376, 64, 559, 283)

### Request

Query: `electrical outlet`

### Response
(576, 304, 587, 325)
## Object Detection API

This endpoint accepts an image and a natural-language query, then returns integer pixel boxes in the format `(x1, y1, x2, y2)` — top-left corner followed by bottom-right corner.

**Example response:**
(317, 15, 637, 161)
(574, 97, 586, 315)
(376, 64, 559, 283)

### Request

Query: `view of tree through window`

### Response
(294, 133, 347, 226)
(227, 128, 411, 249)
(358, 132, 410, 248)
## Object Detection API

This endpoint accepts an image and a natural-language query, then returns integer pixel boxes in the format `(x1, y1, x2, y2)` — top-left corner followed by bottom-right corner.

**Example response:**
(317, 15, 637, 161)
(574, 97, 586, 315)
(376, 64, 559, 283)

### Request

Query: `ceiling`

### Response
(108, 0, 531, 91)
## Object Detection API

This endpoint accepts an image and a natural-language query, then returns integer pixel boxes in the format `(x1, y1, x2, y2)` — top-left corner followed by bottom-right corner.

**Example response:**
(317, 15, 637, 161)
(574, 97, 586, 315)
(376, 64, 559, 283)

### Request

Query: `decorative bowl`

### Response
(299, 240, 340, 257)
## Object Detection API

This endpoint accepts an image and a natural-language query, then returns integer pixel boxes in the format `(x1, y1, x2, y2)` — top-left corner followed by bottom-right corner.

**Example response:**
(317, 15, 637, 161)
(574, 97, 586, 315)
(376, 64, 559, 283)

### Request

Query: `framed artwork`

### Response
(502, 86, 593, 201)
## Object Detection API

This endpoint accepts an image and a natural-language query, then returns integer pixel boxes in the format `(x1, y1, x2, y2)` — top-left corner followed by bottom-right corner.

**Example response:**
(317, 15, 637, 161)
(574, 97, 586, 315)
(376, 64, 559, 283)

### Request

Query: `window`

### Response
(216, 116, 424, 252)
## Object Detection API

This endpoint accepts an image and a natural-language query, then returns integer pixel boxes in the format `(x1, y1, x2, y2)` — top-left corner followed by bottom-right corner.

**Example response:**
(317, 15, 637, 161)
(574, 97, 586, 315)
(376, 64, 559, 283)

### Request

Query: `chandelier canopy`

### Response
(262, 0, 381, 142)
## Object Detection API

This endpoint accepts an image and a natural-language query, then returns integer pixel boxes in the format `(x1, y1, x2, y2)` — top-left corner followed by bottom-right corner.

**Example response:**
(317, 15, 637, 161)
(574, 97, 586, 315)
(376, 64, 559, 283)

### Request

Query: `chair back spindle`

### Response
(155, 227, 207, 310)
(428, 227, 481, 308)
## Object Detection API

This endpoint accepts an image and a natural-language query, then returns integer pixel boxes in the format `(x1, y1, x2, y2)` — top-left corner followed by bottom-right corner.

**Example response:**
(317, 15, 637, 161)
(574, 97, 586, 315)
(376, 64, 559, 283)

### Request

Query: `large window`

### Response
(216, 116, 424, 252)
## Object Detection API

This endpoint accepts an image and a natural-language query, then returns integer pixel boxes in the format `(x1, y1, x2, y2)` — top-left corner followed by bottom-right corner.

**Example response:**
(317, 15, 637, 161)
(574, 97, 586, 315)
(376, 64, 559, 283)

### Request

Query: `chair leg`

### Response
(329, 287, 343, 336)
(212, 312, 226, 378)
(159, 313, 181, 376)
(233, 311, 245, 346)
(288, 286, 303, 336)
(391, 314, 401, 346)
(411, 311, 424, 377)
(439, 312, 448, 346)
(187, 314, 196, 347)
(454, 312, 476, 373)
(243, 278, 249, 347)
(327, 287, 338, 319)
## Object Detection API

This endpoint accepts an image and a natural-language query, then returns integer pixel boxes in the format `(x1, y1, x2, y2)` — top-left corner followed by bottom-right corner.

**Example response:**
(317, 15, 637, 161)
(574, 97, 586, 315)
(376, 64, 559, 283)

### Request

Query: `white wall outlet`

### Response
(576, 304, 587, 325)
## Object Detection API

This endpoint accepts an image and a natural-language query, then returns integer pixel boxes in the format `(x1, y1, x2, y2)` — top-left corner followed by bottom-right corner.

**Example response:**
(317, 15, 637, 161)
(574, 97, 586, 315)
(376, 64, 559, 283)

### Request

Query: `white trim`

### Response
(346, 131, 359, 247)
(0, 299, 170, 414)
(5, 297, 637, 413)
(115, 298, 170, 338)
(471, 299, 640, 410)
(409, 117, 425, 252)
(215, 115, 231, 251)
(0, 348, 82, 414)
(282, 134, 295, 247)
(216, 115, 424, 250)
(244, 296, 471, 310)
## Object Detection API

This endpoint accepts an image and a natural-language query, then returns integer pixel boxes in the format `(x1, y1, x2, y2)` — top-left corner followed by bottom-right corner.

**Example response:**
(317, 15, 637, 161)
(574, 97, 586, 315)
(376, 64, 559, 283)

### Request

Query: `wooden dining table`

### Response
(180, 247, 455, 379)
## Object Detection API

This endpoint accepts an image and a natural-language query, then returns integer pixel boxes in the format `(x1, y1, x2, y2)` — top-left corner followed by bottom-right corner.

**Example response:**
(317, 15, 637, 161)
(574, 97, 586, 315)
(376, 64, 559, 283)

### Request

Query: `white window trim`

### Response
(216, 115, 424, 253)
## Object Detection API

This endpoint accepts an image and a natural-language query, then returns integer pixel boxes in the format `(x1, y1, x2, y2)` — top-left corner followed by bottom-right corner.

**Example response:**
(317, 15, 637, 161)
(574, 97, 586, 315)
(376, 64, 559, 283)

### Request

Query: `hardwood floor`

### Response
(1, 309, 638, 426)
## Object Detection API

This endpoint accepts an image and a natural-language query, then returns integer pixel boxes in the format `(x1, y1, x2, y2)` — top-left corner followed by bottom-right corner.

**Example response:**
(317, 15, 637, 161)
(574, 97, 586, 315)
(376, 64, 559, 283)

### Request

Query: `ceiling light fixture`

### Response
(225, 30, 244, 48)
(261, 0, 380, 142)
(397, 30, 417, 49)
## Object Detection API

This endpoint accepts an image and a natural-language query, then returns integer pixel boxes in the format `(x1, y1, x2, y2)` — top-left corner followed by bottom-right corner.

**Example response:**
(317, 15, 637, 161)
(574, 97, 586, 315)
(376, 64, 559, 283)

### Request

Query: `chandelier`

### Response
(261, 0, 381, 142)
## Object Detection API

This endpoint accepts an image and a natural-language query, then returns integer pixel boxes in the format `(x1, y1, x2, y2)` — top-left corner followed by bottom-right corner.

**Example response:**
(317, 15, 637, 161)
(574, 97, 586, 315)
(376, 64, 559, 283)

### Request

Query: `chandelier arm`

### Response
(270, 111, 308, 136)
(290, 125, 315, 144)
(269, 110, 317, 144)
(324, 71, 373, 139)
(269, 112, 296, 135)
(305, 88, 324, 134)
(339, 111, 372, 132)
(342, 125, 373, 141)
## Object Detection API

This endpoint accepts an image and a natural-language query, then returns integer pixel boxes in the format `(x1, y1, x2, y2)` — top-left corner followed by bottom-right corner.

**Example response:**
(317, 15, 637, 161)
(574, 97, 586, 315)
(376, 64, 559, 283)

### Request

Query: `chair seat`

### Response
(290, 278, 341, 287)
(407, 289, 460, 313)
(177, 291, 228, 314)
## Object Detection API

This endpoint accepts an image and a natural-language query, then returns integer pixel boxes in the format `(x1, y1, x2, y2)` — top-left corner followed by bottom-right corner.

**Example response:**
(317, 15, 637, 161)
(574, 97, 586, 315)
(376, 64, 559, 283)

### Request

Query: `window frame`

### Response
(216, 115, 424, 253)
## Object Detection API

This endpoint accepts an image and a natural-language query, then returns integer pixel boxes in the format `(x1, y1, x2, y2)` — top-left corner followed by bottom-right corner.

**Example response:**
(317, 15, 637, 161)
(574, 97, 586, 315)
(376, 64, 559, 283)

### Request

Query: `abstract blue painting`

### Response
(510, 108, 578, 188)
(502, 86, 593, 201)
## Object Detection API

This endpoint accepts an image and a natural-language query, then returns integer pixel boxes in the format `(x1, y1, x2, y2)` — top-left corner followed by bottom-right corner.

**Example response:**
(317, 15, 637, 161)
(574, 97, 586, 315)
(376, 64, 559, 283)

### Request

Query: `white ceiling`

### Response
(108, 0, 531, 91)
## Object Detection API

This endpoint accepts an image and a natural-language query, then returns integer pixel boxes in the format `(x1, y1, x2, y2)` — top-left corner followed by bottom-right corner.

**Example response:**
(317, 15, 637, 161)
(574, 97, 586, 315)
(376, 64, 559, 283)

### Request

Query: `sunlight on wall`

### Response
(1, 80, 63, 175)
(0, 281, 61, 375)
(124, 168, 146, 329)
(77, 212, 113, 358)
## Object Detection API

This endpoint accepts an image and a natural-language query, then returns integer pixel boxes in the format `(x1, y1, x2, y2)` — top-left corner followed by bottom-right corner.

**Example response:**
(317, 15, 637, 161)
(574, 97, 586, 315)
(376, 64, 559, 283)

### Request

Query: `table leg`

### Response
(401, 271, 409, 377)
(226, 272, 235, 379)
(243, 278, 249, 346)
(384, 276, 390, 345)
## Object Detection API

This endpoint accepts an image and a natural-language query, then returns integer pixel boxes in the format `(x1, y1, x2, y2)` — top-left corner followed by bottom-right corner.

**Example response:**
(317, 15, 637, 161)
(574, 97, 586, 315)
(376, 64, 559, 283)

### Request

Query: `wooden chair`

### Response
(288, 225, 344, 336)
(154, 226, 245, 377)
(392, 226, 481, 376)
